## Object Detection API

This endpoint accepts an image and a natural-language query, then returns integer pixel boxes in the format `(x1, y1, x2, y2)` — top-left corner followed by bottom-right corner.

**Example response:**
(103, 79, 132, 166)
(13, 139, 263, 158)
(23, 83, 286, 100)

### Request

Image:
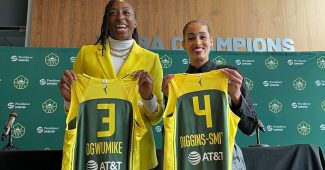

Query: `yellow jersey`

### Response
(163, 70, 240, 170)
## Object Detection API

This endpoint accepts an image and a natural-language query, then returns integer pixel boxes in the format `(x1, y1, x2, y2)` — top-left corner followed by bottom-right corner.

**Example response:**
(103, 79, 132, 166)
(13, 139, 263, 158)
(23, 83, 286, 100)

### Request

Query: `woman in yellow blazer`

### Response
(59, 0, 163, 169)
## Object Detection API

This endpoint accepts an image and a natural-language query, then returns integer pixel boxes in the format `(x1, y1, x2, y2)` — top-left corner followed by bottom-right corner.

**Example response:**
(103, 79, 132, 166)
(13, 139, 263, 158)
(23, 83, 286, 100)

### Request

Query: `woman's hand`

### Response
(132, 70, 154, 100)
(59, 70, 77, 102)
(220, 68, 243, 106)
(161, 74, 174, 97)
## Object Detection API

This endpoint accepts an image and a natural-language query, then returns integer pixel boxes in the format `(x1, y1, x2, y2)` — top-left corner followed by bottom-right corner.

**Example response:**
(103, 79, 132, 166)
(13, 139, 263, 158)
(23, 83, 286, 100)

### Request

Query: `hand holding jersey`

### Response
(219, 68, 243, 107)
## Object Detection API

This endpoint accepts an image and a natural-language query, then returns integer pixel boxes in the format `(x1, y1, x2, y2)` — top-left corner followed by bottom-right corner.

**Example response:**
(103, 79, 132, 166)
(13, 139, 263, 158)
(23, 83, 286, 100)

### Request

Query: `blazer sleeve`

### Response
(230, 78, 258, 135)
(143, 53, 164, 125)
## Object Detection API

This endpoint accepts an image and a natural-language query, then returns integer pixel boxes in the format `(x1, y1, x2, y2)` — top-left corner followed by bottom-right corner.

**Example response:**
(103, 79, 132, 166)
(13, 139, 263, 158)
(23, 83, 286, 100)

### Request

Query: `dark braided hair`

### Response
(95, 0, 139, 54)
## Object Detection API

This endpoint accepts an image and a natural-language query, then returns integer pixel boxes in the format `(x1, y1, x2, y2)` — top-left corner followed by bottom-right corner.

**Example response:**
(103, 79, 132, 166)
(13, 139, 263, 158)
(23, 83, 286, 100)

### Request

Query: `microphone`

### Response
(257, 119, 266, 132)
(1, 111, 18, 141)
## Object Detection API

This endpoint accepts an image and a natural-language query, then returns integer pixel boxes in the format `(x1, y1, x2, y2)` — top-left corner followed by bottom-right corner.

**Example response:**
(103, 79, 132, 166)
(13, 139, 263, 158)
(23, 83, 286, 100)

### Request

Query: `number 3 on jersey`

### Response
(97, 103, 115, 137)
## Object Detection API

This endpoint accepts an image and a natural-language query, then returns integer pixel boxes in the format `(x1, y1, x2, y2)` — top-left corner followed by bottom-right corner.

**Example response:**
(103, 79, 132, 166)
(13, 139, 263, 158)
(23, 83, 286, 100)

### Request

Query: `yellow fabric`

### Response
(163, 70, 240, 170)
(73, 41, 163, 125)
(64, 41, 163, 169)
(62, 74, 151, 170)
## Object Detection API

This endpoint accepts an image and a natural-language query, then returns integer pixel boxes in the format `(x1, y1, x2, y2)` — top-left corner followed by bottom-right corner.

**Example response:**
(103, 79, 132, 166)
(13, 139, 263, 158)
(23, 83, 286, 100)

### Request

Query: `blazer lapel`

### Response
(117, 41, 142, 78)
(96, 44, 117, 79)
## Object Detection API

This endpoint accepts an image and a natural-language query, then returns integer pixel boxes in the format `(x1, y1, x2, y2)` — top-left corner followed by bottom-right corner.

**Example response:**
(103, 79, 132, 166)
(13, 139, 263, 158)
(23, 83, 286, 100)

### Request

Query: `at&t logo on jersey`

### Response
(86, 160, 122, 170)
(187, 151, 224, 166)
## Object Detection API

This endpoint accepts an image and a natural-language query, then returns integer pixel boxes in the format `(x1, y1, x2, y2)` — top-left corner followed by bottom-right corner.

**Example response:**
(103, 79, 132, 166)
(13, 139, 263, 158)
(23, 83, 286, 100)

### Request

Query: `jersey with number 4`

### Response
(62, 74, 147, 170)
(163, 70, 240, 170)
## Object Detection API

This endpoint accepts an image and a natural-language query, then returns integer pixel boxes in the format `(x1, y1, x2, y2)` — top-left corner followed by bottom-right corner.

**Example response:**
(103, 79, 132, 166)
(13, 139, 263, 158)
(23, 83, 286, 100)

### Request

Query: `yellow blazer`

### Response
(72, 40, 163, 169)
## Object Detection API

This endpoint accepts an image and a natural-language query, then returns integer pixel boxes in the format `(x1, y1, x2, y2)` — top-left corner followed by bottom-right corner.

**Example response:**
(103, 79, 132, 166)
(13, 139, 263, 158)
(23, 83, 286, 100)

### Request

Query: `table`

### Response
(242, 144, 325, 170)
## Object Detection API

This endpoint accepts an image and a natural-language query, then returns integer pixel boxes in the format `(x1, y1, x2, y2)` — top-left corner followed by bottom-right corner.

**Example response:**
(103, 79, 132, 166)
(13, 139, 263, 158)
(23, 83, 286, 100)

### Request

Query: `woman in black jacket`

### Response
(162, 20, 259, 170)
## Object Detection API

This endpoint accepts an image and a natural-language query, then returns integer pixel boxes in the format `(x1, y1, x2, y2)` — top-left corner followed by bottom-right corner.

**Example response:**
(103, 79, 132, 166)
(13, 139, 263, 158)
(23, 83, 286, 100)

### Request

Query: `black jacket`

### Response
(162, 59, 259, 170)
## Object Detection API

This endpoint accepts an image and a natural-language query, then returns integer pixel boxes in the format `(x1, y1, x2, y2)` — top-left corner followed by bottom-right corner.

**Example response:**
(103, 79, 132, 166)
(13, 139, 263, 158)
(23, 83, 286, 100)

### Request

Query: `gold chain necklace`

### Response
(110, 45, 133, 61)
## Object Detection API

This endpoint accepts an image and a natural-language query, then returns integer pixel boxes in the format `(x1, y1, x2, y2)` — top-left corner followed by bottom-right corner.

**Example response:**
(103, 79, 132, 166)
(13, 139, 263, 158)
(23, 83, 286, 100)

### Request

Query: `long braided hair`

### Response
(95, 0, 139, 54)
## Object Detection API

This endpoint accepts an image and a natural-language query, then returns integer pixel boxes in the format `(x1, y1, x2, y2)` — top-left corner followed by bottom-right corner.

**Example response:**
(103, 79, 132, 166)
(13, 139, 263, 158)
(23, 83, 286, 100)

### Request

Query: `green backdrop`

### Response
(0, 47, 324, 152)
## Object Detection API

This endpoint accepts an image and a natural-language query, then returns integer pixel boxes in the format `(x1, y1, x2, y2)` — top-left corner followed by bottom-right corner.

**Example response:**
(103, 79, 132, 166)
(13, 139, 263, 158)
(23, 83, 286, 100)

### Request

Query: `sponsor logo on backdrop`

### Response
(265, 57, 278, 69)
(291, 102, 311, 109)
(235, 59, 255, 66)
(42, 99, 57, 113)
(86, 160, 122, 170)
(70, 56, 76, 63)
(321, 100, 325, 111)
(36, 126, 60, 134)
(160, 55, 172, 68)
(297, 121, 311, 135)
(13, 75, 29, 89)
(45, 53, 60, 67)
(293, 77, 306, 90)
(11, 55, 34, 62)
(320, 124, 325, 131)
(7, 102, 31, 109)
(315, 80, 325, 87)
(12, 123, 25, 139)
(317, 56, 325, 69)
(182, 58, 190, 65)
(244, 77, 254, 90)
(155, 125, 162, 133)
(268, 99, 282, 113)
(39, 79, 60, 86)
(266, 125, 287, 132)
(212, 56, 226, 65)
(263, 80, 283, 87)
(287, 59, 307, 66)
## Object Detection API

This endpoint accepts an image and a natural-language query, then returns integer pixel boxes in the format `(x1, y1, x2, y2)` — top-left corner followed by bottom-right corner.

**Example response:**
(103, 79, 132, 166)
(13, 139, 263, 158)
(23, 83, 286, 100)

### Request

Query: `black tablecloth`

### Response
(1, 144, 324, 170)
(242, 144, 325, 170)
(0, 150, 62, 170)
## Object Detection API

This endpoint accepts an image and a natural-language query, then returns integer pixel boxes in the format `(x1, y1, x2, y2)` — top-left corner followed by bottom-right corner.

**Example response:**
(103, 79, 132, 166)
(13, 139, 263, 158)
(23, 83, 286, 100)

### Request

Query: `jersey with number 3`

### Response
(62, 74, 147, 170)
(163, 70, 240, 170)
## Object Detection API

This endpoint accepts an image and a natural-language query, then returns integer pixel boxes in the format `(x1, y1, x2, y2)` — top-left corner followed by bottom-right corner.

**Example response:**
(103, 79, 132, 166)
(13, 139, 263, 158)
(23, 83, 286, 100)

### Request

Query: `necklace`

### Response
(110, 46, 132, 61)
(110, 50, 130, 60)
